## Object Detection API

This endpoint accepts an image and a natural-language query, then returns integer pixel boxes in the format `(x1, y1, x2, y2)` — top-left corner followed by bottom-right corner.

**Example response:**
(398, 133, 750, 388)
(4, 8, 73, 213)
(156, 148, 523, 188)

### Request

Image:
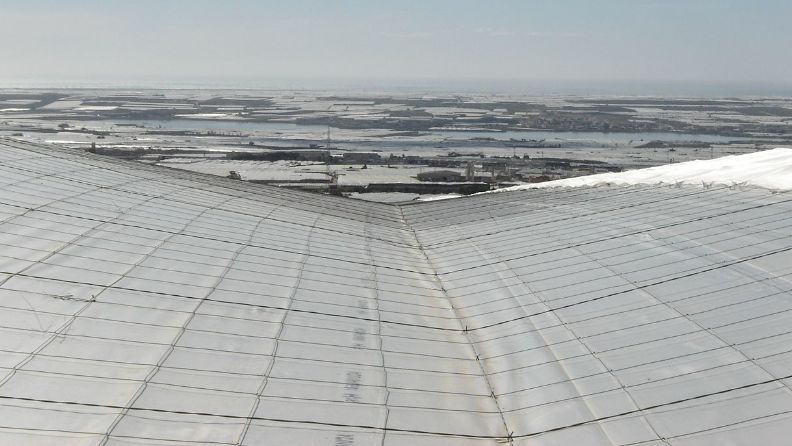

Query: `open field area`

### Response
(2, 89, 790, 201)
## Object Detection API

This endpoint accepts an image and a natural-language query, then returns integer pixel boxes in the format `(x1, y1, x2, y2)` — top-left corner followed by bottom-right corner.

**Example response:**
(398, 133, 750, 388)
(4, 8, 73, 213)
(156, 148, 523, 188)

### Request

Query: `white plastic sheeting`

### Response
(496, 148, 792, 192)
(1, 138, 792, 445)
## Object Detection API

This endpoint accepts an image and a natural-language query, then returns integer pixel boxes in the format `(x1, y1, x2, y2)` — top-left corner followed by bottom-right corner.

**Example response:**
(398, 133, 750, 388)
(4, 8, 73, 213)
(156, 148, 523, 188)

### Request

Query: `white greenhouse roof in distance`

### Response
(499, 147, 792, 192)
(1, 138, 792, 445)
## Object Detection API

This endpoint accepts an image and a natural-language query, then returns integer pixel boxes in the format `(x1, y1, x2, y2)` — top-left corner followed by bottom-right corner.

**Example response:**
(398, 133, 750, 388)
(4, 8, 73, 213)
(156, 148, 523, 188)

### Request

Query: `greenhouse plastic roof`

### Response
(496, 147, 792, 192)
(1, 137, 792, 445)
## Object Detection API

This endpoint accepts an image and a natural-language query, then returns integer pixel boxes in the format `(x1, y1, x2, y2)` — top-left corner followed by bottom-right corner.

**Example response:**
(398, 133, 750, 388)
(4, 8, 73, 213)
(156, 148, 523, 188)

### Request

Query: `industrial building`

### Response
(1, 138, 792, 445)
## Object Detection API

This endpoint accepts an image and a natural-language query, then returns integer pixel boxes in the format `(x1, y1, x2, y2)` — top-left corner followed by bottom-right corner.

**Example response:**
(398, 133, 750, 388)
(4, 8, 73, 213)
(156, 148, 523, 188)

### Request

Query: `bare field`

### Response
(1, 88, 789, 201)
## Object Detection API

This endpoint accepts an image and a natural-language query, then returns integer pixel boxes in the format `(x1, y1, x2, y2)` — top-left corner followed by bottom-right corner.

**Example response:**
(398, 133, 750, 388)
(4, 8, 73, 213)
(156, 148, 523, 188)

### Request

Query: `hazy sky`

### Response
(1, 0, 790, 90)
